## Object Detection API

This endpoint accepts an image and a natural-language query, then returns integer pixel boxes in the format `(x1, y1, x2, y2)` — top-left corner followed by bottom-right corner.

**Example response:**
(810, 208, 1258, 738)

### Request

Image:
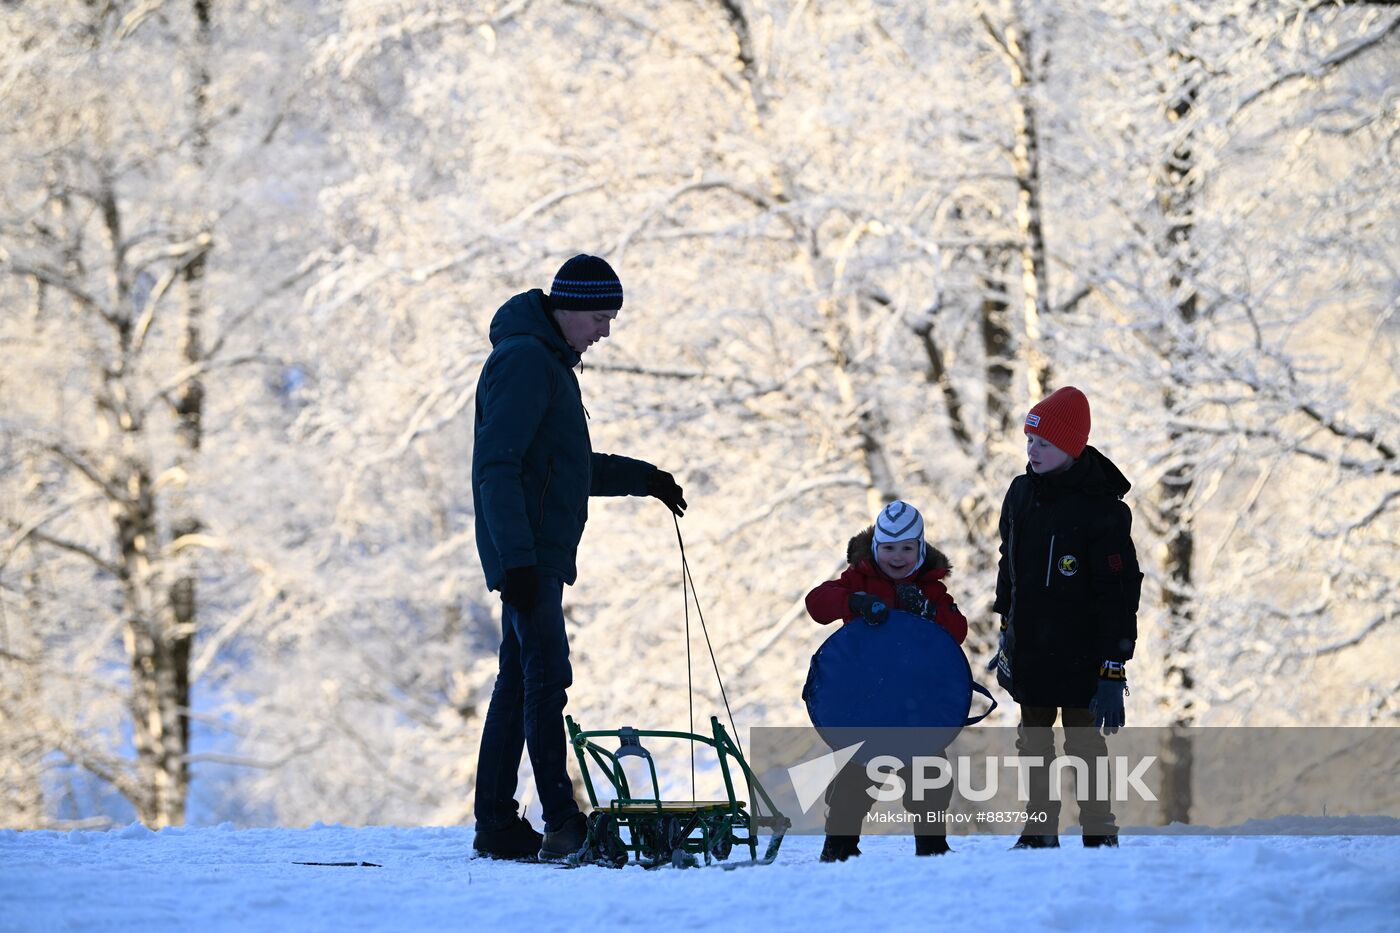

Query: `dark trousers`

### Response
(1016, 705, 1117, 835)
(825, 759, 955, 838)
(473, 573, 581, 833)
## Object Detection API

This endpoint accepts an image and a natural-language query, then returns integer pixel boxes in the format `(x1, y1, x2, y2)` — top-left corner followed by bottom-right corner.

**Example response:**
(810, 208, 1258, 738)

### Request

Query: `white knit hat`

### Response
(872, 500, 926, 567)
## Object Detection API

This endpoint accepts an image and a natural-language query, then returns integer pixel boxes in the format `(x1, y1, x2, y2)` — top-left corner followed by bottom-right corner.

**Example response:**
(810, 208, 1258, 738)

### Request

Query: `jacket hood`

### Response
(846, 525, 952, 576)
(489, 289, 579, 367)
(1031, 445, 1132, 498)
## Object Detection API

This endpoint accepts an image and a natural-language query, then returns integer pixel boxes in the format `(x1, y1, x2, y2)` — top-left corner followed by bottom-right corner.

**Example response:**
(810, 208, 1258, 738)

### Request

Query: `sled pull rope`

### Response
(672, 516, 745, 764)
(673, 517, 769, 829)
(679, 514, 696, 800)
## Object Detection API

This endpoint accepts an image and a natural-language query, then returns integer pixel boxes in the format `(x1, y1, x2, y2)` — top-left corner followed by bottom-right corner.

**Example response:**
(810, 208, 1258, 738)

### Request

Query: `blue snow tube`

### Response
(802, 610, 997, 763)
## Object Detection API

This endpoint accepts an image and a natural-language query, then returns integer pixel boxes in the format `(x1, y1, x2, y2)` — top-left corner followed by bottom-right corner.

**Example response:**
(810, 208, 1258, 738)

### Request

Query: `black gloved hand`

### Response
(848, 592, 890, 625)
(894, 583, 932, 619)
(645, 469, 687, 517)
(987, 627, 1014, 694)
(502, 565, 539, 614)
(1089, 679, 1127, 735)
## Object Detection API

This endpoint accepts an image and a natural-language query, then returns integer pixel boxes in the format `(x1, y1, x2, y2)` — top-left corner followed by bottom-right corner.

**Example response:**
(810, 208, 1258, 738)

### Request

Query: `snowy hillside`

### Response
(3, 824, 1398, 932)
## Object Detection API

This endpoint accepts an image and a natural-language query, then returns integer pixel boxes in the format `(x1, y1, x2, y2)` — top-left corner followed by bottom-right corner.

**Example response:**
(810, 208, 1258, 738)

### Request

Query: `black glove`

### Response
(847, 592, 889, 625)
(645, 469, 687, 517)
(894, 583, 932, 619)
(987, 627, 1014, 694)
(502, 565, 539, 614)
(1089, 679, 1127, 735)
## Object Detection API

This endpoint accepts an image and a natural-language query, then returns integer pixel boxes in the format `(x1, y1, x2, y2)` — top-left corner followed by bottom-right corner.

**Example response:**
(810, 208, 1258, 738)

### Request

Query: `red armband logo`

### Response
(1107, 554, 1123, 572)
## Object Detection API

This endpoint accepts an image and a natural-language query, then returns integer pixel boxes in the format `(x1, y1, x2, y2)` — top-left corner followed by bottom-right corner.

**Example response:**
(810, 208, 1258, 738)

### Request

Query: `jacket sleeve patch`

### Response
(1107, 554, 1124, 573)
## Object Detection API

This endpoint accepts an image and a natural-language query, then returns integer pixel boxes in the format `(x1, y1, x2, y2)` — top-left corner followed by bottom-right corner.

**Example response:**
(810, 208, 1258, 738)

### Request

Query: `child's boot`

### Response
(1011, 833, 1060, 850)
(915, 834, 951, 856)
(819, 834, 862, 862)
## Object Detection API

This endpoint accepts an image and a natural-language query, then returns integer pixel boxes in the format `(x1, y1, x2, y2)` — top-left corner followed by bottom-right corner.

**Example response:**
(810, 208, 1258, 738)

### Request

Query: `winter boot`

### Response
(915, 834, 951, 856)
(819, 835, 862, 863)
(472, 815, 543, 861)
(1011, 833, 1060, 850)
(537, 812, 589, 862)
(1083, 834, 1120, 849)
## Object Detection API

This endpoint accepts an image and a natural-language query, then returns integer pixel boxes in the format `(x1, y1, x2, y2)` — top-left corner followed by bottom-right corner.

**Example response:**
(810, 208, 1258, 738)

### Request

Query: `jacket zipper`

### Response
(1045, 534, 1055, 587)
(572, 370, 591, 420)
(1008, 519, 1017, 587)
(538, 459, 554, 525)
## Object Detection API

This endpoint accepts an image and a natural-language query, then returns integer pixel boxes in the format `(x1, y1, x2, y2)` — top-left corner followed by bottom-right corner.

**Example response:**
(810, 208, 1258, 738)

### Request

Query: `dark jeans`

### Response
(826, 758, 955, 838)
(1016, 704, 1117, 836)
(473, 573, 581, 833)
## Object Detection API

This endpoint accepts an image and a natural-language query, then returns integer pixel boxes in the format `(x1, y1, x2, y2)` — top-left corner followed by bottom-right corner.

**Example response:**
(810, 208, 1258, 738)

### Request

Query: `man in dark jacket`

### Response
(470, 255, 686, 862)
(992, 386, 1142, 849)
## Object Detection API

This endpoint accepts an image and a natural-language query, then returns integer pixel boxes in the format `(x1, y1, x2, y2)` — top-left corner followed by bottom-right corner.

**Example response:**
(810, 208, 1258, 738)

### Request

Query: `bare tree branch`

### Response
(131, 232, 215, 355)
(14, 528, 119, 576)
(43, 442, 128, 504)
(1230, 14, 1400, 126)
(0, 257, 118, 326)
(1315, 611, 1393, 656)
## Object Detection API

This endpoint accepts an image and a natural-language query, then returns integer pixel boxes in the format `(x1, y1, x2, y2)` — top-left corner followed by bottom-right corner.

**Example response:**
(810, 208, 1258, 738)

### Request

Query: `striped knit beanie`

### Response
(1024, 386, 1091, 459)
(872, 500, 926, 567)
(548, 254, 624, 312)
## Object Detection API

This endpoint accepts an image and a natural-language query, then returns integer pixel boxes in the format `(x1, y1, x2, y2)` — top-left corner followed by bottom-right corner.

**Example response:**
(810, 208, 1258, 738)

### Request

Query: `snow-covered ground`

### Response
(3, 823, 1397, 932)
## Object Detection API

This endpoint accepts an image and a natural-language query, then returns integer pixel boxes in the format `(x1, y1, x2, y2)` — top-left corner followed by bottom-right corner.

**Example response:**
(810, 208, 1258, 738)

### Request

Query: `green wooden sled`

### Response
(565, 715, 789, 869)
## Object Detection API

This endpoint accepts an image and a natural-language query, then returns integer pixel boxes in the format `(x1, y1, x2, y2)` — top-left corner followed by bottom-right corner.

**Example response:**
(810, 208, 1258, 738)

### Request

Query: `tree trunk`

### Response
(161, 0, 215, 824)
(1155, 47, 1202, 827)
(912, 299, 974, 459)
(817, 292, 899, 515)
(0, 588, 46, 828)
(979, 248, 1018, 441)
(713, 2, 896, 513)
(98, 178, 189, 828)
(997, 6, 1053, 405)
(116, 450, 187, 828)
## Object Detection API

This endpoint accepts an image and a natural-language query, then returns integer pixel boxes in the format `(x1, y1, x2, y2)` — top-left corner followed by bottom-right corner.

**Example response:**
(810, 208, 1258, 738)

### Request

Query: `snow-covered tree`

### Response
(0, 0, 326, 827)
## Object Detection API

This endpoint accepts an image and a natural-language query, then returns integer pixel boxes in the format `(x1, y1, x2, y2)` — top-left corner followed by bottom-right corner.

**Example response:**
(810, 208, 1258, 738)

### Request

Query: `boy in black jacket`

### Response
(992, 386, 1142, 849)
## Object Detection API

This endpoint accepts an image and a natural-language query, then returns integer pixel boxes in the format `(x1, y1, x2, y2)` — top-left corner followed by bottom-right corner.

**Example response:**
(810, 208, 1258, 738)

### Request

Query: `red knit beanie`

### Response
(1024, 386, 1091, 458)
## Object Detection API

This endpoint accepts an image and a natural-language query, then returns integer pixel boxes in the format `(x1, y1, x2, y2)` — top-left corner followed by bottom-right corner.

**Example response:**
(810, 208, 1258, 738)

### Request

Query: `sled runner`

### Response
(565, 714, 789, 869)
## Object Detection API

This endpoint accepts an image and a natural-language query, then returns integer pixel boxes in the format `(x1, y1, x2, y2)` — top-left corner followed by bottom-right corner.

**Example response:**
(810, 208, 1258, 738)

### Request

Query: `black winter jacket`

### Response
(993, 446, 1142, 707)
(472, 290, 654, 591)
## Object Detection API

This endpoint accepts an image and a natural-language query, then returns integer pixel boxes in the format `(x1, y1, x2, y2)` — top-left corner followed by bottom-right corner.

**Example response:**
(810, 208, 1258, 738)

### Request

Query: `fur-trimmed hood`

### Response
(806, 524, 968, 641)
(846, 525, 952, 575)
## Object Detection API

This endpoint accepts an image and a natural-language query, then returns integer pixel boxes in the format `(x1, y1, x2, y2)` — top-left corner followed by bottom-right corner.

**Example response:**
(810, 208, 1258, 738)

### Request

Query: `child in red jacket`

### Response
(806, 500, 968, 644)
(806, 500, 969, 862)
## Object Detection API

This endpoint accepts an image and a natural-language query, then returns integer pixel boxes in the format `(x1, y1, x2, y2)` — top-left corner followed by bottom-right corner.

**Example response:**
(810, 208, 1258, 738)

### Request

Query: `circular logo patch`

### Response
(1058, 555, 1079, 576)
